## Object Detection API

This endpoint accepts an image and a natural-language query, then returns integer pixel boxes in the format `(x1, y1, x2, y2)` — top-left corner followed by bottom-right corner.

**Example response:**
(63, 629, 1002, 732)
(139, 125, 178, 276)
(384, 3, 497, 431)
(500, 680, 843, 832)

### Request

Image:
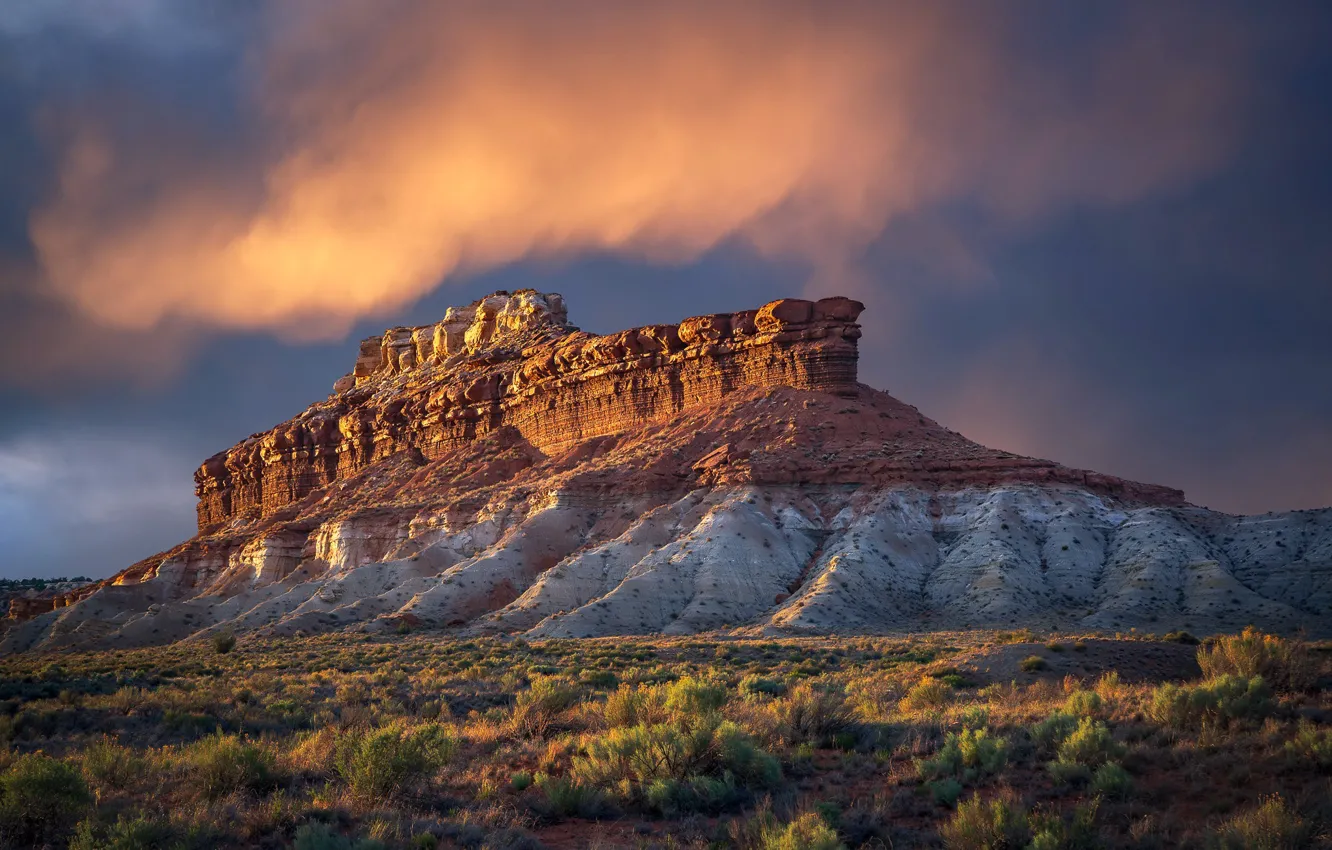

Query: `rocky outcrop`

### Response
(194, 290, 868, 528)
(9, 290, 1328, 654)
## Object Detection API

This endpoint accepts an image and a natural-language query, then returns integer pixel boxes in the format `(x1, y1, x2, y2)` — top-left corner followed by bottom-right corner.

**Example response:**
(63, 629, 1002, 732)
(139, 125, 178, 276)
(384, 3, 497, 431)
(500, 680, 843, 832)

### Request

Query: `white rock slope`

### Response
(6, 484, 1329, 652)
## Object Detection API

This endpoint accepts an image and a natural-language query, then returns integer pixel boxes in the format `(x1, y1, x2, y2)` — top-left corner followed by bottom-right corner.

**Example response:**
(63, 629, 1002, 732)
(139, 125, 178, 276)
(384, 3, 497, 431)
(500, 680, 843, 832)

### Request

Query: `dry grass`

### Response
(0, 629, 1325, 848)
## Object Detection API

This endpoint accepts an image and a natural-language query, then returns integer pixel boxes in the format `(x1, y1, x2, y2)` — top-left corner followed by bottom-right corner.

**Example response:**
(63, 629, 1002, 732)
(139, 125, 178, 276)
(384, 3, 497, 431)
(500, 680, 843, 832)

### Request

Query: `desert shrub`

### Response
(771, 682, 854, 747)
(69, 814, 176, 850)
(1055, 718, 1122, 767)
(510, 770, 534, 791)
(603, 683, 669, 728)
(1029, 711, 1080, 753)
(1093, 672, 1123, 702)
(643, 774, 740, 816)
(739, 675, 787, 700)
(578, 670, 618, 689)
(757, 811, 844, 850)
(1026, 798, 1100, 850)
(1046, 759, 1091, 786)
(1063, 690, 1103, 718)
(81, 737, 142, 794)
(532, 774, 605, 819)
(1164, 630, 1200, 645)
(572, 715, 779, 810)
(184, 733, 276, 800)
(510, 677, 580, 738)
(292, 822, 387, 850)
(288, 728, 339, 775)
(929, 777, 964, 806)
(899, 676, 952, 712)
(334, 722, 456, 803)
(663, 676, 729, 721)
(940, 791, 1029, 850)
(1198, 628, 1313, 692)
(0, 753, 93, 845)
(1046, 717, 1121, 786)
(918, 728, 1009, 783)
(1208, 795, 1313, 849)
(1091, 762, 1134, 799)
(1020, 656, 1049, 673)
(1147, 675, 1272, 729)
(213, 632, 237, 655)
(1284, 720, 1332, 771)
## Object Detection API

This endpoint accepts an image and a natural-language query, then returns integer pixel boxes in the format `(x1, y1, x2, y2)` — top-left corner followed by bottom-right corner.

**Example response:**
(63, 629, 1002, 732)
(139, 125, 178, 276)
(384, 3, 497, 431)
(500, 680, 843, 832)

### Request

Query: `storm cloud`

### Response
(25, 1, 1248, 337)
(0, 1, 1329, 578)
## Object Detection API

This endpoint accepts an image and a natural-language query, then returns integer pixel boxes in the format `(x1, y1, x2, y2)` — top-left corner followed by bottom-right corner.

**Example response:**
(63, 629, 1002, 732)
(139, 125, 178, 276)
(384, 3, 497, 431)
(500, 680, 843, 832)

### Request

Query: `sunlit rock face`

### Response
(192, 290, 868, 528)
(7, 292, 1331, 652)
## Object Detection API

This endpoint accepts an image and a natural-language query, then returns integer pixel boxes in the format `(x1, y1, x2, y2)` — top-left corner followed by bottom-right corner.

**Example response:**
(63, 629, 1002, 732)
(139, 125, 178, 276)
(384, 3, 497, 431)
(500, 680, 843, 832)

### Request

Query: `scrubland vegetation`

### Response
(0, 627, 1327, 849)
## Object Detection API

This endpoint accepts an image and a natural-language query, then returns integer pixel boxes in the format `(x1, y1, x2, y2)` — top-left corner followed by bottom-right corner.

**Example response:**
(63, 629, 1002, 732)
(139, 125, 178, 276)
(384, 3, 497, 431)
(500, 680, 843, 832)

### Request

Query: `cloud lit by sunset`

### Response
(28, 1, 1243, 337)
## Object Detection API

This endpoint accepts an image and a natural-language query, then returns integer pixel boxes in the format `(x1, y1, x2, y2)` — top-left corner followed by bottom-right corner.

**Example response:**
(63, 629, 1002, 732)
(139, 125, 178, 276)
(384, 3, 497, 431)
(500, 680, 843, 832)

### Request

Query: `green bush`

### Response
(213, 632, 237, 655)
(929, 777, 964, 807)
(918, 728, 1009, 783)
(1046, 759, 1090, 786)
(334, 722, 456, 803)
(1045, 717, 1121, 786)
(900, 677, 952, 712)
(1284, 721, 1332, 771)
(643, 774, 738, 815)
(184, 733, 276, 800)
(1198, 628, 1312, 692)
(0, 753, 93, 845)
(511, 677, 581, 738)
(772, 682, 854, 747)
(510, 770, 534, 791)
(1026, 798, 1100, 850)
(603, 683, 668, 728)
(69, 814, 177, 850)
(1028, 711, 1079, 753)
(1147, 675, 1272, 729)
(532, 774, 604, 818)
(571, 715, 778, 810)
(81, 737, 142, 793)
(1020, 656, 1048, 673)
(757, 811, 845, 850)
(663, 676, 729, 720)
(1055, 718, 1122, 767)
(739, 675, 787, 700)
(940, 792, 1029, 849)
(1090, 762, 1134, 799)
(1063, 690, 1103, 718)
(1209, 795, 1313, 849)
(578, 670, 618, 688)
(292, 822, 387, 850)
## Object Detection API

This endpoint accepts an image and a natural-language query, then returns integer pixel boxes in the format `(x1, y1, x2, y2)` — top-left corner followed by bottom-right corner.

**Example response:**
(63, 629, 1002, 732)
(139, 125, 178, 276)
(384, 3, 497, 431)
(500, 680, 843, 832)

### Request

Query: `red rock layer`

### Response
(194, 292, 866, 530)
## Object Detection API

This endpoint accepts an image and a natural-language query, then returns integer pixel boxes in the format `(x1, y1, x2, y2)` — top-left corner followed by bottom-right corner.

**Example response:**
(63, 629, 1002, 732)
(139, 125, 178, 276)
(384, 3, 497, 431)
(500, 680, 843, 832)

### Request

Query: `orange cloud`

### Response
(28, 1, 1249, 337)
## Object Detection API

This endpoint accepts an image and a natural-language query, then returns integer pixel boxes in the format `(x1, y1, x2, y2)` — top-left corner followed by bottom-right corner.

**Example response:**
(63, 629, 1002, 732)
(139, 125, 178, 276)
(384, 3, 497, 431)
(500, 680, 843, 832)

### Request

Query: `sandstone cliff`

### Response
(6, 292, 1329, 651)
(193, 291, 867, 527)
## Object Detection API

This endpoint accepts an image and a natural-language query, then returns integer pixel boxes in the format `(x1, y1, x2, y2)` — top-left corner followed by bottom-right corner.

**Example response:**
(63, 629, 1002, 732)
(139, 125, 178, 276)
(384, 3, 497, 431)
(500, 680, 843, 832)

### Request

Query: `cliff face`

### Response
(8, 291, 1330, 654)
(194, 291, 865, 529)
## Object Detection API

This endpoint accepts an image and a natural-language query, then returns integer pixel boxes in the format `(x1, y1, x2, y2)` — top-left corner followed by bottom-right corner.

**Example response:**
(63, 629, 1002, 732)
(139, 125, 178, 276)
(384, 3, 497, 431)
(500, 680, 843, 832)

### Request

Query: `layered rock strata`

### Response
(194, 290, 867, 528)
(8, 290, 1328, 655)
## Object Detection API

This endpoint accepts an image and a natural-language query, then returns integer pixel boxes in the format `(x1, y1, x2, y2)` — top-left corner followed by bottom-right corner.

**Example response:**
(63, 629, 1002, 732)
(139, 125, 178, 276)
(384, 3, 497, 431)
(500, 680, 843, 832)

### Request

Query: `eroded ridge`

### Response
(194, 291, 866, 528)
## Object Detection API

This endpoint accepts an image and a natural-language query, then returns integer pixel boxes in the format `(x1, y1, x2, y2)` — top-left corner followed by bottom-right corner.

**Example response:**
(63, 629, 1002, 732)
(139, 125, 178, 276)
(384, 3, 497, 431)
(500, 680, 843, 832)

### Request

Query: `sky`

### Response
(1, 0, 1330, 579)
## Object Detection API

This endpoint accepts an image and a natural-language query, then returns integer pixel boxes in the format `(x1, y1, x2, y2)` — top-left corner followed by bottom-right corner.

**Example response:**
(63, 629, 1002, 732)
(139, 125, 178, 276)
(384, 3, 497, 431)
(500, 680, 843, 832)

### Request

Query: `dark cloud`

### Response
(0, 1, 1329, 577)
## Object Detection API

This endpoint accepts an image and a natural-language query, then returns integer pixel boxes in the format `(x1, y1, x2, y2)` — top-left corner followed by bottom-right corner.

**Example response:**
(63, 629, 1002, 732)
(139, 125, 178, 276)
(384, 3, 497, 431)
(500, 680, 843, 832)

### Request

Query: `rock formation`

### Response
(6, 291, 1330, 651)
(194, 290, 868, 527)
